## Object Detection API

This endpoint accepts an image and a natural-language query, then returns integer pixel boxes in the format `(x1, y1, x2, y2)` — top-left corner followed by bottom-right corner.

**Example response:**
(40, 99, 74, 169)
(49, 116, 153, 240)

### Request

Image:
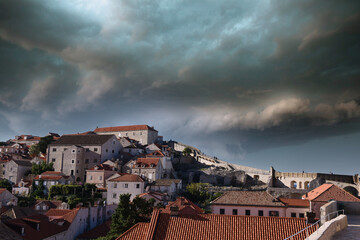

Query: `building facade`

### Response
(94, 125, 158, 145)
(3, 159, 32, 184)
(47, 135, 122, 182)
(106, 174, 145, 203)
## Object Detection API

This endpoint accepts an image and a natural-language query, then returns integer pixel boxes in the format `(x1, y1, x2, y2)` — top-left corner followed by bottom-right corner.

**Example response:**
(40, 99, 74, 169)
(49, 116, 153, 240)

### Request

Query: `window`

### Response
(136, 184, 140, 189)
(291, 181, 297, 189)
(245, 210, 251, 216)
(99, 176, 102, 180)
(76, 170, 79, 173)
(269, 211, 279, 217)
(133, 132, 135, 136)
(113, 183, 117, 188)
(124, 183, 128, 188)
(94, 148, 98, 152)
(106, 149, 108, 152)
(52, 148, 57, 152)
(71, 170, 74, 176)
(94, 159, 97, 163)
(299, 213, 305, 218)
(113, 140, 116, 144)
(85, 148, 89, 152)
(232, 209, 238, 215)
(113, 193, 117, 199)
(52, 158, 56, 162)
(304, 181, 310, 190)
(220, 209, 225, 215)
(112, 150, 114, 153)
(90, 176, 93, 180)
(85, 159, 89, 164)
(72, 149, 76, 153)
(258, 210, 263, 216)
(72, 160, 75, 164)
(291, 213, 297, 218)
(77, 160, 79, 164)
(64, 148, 68, 151)
(299, 182, 302, 189)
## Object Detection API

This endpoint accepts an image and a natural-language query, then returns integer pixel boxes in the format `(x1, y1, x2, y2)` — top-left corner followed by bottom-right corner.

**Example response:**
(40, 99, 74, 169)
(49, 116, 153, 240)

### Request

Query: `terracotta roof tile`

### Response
(134, 158, 160, 168)
(95, 125, 157, 132)
(279, 198, 310, 208)
(162, 197, 204, 215)
(108, 174, 144, 182)
(211, 191, 285, 207)
(41, 171, 62, 175)
(116, 222, 149, 240)
(303, 184, 360, 202)
(117, 212, 317, 240)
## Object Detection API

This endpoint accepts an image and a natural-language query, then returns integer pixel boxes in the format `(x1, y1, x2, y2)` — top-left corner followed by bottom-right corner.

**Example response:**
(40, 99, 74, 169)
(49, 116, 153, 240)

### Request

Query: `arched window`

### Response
(291, 181, 297, 189)
(304, 181, 310, 190)
(299, 182, 302, 189)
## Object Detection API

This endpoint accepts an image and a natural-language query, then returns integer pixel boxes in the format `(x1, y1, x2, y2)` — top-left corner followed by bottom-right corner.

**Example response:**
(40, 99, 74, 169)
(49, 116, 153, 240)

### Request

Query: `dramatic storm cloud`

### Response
(0, 0, 359, 173)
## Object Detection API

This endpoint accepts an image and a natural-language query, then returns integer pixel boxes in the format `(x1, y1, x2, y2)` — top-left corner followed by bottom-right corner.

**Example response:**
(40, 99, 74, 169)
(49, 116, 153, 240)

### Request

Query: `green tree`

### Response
(31, 180, 45, 199)
(182, 147, 192, 156)
(184, 183, 211, 204)
(0, 179, 12, 192)
(31, 161, 54, 175)
(29, 144, 41, 158)
(38, 135, 54, 154)
(106, 194, 155, 240)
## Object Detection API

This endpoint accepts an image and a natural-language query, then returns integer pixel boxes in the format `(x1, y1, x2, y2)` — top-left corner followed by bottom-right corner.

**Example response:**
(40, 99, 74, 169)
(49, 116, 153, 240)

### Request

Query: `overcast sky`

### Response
(1, 0, 359, 174)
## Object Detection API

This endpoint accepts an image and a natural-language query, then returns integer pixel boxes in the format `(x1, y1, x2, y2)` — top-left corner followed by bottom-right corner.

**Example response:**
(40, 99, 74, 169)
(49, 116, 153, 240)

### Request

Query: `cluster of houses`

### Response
(0, 124, 359, 239)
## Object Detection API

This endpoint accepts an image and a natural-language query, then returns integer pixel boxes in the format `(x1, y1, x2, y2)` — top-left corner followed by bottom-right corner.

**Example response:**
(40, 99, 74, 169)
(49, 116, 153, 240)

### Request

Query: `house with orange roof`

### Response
(94, 124, 158, 145)
(116, 208, 318, 240)
(161, 197, 204, 215)
(302, 183, 360, 218)
(12, 135, 41, 146)
(138, 192, 166, 205)
(34, 171, 73, 194)
(86, 163, 118, 188)
(106, 174, 145, 203)
(131, 158, 163, 182)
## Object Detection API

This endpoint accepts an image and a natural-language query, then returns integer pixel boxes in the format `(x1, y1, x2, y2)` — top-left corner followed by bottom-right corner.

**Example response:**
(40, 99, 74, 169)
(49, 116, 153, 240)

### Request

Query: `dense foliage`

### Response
(30, 162, 54, 175)
(182, 147, 192, 156)
(99, 194, 155, 240)
(0, 179, 12, 192)
(29, 135, 55, 157)
(184, 183, 222, 209)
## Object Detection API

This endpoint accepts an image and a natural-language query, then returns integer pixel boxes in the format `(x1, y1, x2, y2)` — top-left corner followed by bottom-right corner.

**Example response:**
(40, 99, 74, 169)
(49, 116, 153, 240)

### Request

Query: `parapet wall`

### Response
(308, 215, 348, 240)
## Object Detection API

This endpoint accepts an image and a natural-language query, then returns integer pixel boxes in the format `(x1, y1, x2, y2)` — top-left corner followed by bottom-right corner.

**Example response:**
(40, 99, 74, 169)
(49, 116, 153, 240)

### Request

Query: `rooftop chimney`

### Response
(170, 205, 179, 217)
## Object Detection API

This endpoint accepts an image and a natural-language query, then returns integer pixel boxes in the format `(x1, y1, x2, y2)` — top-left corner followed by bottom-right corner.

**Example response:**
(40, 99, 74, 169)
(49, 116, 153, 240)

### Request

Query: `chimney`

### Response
(170, 206, 179, 217)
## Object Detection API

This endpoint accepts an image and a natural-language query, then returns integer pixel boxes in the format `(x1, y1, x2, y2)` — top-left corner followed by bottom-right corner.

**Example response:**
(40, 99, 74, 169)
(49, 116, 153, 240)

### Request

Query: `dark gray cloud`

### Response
(0, 0, 360, 170)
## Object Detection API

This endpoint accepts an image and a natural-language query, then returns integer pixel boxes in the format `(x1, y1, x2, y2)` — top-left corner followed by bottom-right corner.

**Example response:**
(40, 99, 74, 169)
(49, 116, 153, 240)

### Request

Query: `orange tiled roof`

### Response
(302, 184, 360, 202)
(34, 175, 63, 180)
(211, 191, 285, 207)
(108, 174, 144, 183)
(41, 171, 62, 175)
(94, 125, 157, 132)
(88, 163, 114, 171)
(278, 198, 310, 208)
(134, 158, 160, 168)
(116, 222, 149, 240)
(45, 208, 80, 223)
(146, 151, 164, 157)
(162, 197, 204, 215)
(117, 210, 317, 240)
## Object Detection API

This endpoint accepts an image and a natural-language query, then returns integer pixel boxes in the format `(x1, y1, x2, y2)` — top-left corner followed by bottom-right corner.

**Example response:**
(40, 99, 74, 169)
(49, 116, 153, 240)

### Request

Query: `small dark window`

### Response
(71, 160, 75, 164)
(245, 210, 251, 216)
(52, 148, 57, 152)
(94, 159, 97, 163)
(85, 159, 89, 164)
(299, 213, 305, 218)
(76, 170, 79, 173)
(136, 184, 140, 189)
(94, 148, 98, 152)
(291, 213, 297, 218)
(269, 211, 279, 217)
(220, 209, 225, 215)
(232, 209, 238, 215)
(112, 150, 114, 153)
(71, 170, 74, 176)
(258, 210, 263, 216)
(52, 158, 56, 162)
(124, 183, 128, 188)
(85, 148, 89, 152)
(106, 149, 108, 152)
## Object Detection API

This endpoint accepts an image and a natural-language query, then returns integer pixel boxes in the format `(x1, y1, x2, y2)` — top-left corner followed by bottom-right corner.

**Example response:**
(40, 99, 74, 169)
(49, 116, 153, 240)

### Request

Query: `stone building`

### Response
(131, 158, 163, 182)
(86, 163, 117, 188)
(2, 159, 32, 184)
(47, 134, 122, 182)
(94, 125, 158, 145)
(33, 171, 73, 194)
(106, 174, 145, 203)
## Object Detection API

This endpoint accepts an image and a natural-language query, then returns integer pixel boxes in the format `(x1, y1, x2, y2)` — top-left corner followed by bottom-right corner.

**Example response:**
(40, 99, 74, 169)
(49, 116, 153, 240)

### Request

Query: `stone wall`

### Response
(320, 200, 338, 224)
(308, 215, 347, 240)
(338, 201, 360, 215)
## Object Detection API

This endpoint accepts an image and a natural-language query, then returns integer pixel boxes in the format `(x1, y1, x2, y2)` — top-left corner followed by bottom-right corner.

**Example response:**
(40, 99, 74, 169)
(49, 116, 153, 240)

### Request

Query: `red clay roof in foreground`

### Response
(94, 125, 157, 132)
(162, 197, 204, 215)
(302, 184, 360, 202)
(117, 211, 317, 240)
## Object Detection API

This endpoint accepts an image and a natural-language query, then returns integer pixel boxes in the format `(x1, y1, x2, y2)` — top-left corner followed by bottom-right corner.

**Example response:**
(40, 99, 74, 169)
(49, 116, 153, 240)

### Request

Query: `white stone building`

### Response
(106, 174, 145, 203)
(3, 159, 32, 184)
